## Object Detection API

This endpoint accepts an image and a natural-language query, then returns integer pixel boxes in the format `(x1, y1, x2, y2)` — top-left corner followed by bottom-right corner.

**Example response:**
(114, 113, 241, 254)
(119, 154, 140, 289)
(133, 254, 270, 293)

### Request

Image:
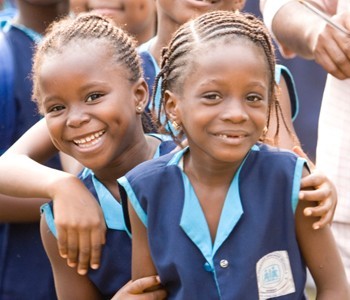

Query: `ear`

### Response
(164, 90, 181, 125)
(132, 78, 149, 114)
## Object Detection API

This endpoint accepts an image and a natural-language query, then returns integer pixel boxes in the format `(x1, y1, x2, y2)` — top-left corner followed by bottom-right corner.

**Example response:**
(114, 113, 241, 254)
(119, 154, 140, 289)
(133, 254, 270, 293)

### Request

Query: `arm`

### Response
(0, 119, 106, 275)
(263, 0, 350, 79)
(40, 214, 104, 300)
(111, 277, 167, 300)
(295, 168, 350, 299)
(128, 198, 158, 280)
(268, 74, 336, 229)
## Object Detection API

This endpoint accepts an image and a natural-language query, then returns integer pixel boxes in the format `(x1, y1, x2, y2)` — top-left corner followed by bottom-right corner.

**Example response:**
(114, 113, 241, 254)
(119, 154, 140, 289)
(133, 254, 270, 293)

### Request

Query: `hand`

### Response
(111, 276, 167, 300)
(293, 146, 337, 230)
(312, 11, 350, 79)
(51, 175, 106, 275)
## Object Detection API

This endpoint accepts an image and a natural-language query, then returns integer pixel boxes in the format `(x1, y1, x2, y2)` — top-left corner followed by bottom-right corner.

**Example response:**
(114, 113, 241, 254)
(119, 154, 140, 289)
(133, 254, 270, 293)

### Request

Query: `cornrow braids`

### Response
(152, 10, 295, 146)
(32, 12, 143, 114)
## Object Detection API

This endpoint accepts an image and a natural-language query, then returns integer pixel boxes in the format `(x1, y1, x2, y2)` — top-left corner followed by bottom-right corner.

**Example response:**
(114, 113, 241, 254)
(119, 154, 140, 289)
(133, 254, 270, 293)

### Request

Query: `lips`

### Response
(73, 130, 105, 148)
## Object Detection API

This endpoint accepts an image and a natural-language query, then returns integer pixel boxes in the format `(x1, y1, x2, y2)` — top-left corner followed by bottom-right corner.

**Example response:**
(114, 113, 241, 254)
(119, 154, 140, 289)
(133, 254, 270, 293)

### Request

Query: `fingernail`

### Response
(313, 224, 320, 230)
(67, 261, 77, 268)
(78, 269, 87, 276)
(304, 209, 311, 216)
(91, 264, 99, 270)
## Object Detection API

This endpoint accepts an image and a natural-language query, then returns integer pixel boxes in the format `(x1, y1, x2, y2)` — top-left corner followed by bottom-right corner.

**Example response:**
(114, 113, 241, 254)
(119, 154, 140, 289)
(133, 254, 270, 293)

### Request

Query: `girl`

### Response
(22, 13, 170, 299)
(0, 1, 337, 277)
(119, 10, 349, 299)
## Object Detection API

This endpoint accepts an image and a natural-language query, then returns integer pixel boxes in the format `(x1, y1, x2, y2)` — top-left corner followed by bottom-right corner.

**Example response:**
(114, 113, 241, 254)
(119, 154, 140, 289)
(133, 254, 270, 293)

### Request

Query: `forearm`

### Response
(0, 153, 77, 199)
(0, 193, 48, 222)
(263, 0, 327, 58)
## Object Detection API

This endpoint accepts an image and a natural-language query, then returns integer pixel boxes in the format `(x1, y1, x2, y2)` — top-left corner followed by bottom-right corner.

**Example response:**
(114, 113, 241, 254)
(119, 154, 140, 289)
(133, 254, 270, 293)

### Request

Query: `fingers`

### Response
(303, 197, 333, 230)
(66, 228, 78, 268)
(128, 276, 162, 294)
(77, 229, 91, 275)
(89, 225, 106, 270)
(56, 227, 68, 259)
(299, 170, 327, 190)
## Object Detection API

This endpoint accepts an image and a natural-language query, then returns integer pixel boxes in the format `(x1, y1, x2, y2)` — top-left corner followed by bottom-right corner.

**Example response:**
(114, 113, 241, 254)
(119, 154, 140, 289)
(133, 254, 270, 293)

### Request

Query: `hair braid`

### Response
(32, 13, 143, 114)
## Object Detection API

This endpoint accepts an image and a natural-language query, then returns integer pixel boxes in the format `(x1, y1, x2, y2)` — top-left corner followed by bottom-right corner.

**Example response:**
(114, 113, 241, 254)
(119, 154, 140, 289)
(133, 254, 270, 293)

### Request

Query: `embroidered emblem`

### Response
(256, 251, 295, 299)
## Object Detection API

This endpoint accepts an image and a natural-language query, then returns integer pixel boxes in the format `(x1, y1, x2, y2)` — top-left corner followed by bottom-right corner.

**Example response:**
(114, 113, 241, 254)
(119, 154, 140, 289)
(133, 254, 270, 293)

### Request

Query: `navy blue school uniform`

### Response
(118, 143, 308, 299)
(41, 136, 176, 299)
(0, 25, 60, 300)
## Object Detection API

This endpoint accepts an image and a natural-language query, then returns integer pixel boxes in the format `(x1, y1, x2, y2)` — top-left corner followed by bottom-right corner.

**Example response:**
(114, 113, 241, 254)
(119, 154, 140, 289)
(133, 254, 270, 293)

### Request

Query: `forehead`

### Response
(39, 41, 128, 82)
(183, 38, 270, 86)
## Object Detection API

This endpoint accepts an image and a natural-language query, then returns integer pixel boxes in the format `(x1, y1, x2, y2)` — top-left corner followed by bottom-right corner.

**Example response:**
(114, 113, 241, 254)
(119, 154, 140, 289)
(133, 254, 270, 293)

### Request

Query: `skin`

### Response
(129, 38, 349, 298)
(0, 0, 70, 222)
(38, 41, 166, 299)
(0, 0, 336, 274)
(86, 0, 156, 45)
(260, 0, 350, 80)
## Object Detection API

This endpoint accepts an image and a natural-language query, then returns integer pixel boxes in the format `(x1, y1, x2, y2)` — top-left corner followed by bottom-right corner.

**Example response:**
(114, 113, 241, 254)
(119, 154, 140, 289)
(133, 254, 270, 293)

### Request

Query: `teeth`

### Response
(216, 134, 242, 139)
(74, 130, 104, 146)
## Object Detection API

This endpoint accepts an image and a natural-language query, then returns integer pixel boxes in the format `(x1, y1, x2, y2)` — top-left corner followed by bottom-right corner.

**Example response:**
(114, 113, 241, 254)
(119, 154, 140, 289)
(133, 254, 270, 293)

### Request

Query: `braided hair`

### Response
(152, 10, 294, 145)
(32, 12, 142, 114)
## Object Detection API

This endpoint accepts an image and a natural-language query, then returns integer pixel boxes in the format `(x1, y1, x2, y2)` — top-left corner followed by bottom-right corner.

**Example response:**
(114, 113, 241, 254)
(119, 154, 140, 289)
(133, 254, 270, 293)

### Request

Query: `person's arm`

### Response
(262, 0, 350, 79)
(295, 167, 350, 299)
(128, 198, 158, 280)
(40, 214, 104, 300)
(111, 277, 167, 300)
(268, 75, 336, 229)
(0, 119, 106, 275)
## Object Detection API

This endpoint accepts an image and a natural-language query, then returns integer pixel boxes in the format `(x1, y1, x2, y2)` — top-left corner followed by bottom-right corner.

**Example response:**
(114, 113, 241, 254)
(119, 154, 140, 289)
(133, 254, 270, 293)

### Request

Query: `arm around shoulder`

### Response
(295, 167, 350, 299)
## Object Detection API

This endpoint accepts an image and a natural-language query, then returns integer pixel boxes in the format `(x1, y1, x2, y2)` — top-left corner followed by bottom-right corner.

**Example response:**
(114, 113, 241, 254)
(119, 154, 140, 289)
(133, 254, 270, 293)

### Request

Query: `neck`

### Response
(93, 134, 158, 185)
(150, 12, 181, 65)
(14, 1, 69, 34)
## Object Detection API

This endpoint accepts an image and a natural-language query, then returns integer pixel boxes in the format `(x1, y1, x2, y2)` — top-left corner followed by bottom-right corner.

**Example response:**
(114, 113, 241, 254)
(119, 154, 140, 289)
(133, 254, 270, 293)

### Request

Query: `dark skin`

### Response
(0, 0, 70, 222)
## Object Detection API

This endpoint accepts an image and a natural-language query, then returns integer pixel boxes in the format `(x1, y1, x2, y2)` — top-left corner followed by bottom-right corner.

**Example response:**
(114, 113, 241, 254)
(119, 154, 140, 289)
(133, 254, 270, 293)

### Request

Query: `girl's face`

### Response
(38, 42, 147, 170)
(158, 0, 246, 26)
(87, 0, 155, 36)
(167, 39, 269, 165)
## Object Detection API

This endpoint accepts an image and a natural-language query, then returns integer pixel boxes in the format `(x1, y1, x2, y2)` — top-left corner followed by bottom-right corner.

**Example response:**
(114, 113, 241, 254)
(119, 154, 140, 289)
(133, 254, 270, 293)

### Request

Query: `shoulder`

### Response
(125, 151, 179, 183)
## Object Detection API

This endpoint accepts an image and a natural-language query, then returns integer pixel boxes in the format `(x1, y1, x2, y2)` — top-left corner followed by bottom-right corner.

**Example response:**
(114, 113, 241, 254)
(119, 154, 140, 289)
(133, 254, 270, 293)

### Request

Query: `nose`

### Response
(220, 98, 249, 123)
(66, 106, 90, 128)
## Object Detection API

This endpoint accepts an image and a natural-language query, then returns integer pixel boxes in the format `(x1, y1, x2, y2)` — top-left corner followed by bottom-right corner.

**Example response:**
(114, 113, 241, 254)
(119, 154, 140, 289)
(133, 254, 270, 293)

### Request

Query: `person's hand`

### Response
(111, 276, 167, 300)
(293, 146, 337, 230)
(312, 11, 350, 79)
(51, 175, 106, 275)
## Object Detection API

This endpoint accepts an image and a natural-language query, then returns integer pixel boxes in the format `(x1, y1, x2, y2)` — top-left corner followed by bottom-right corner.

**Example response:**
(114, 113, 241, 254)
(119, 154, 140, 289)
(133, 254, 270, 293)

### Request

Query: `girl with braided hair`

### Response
(15, 13, 170, 299)
(119, 10, 349, 299)
(0, 0, 338, 279)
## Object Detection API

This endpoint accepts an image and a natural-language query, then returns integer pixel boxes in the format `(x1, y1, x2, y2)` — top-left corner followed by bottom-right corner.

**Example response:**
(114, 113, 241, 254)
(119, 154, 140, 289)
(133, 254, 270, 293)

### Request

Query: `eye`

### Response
(46, 104, 66, 113)
(202, 93, 221, 102)
(86, 93, 104, 102)
(246, 94, 264, 103)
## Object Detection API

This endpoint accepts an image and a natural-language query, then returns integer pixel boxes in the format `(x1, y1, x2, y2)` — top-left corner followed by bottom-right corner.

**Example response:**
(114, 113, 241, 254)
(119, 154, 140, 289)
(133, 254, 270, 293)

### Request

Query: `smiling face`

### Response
(37, 41, 147, 170)
(167, 38, 269, 165)
(157, 0, 246, 26)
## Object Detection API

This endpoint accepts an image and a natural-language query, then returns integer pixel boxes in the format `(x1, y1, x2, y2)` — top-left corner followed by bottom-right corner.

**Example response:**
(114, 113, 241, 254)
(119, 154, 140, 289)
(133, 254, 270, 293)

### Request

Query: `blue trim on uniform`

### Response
(41, 203, 57, 238)
(180, 172, 213, 262)
(92, 176, 126, 230)
(275, 64, 299, 121)
(179, 147, 255, 264)
(291, 157, 307, 213)
(118, 176, 148, 227)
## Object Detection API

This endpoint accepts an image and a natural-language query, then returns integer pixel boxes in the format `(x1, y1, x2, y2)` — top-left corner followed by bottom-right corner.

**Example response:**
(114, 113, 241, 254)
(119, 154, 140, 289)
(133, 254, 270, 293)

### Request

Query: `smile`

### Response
(73, 130, 105, 148)
(215, 133, 246, 139)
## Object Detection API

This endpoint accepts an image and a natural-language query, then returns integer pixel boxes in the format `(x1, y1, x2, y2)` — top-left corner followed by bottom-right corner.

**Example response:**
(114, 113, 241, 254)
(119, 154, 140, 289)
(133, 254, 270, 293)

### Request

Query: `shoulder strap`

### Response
(0, 30, 16, 155)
